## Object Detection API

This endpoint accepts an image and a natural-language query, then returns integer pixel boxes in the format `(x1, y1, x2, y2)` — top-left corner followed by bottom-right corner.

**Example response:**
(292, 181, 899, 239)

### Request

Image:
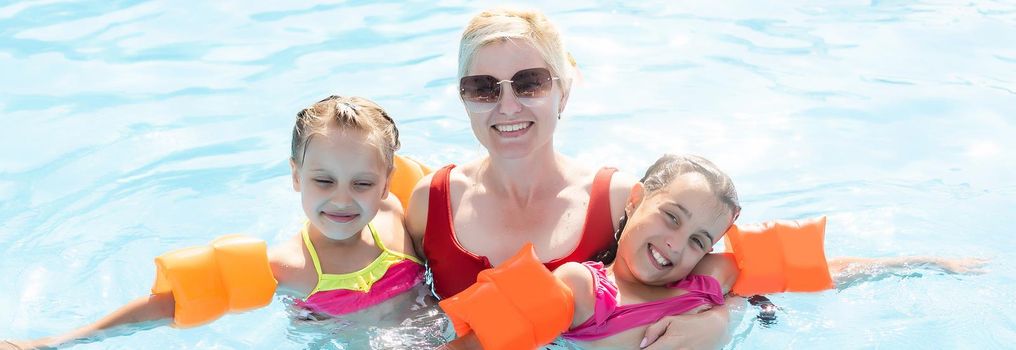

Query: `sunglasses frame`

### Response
(459, 67, 560, 113)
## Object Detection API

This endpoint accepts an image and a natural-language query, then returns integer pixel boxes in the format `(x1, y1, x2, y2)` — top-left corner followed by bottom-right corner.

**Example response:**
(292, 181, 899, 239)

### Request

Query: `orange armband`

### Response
(151, 235, 278, 328)
(724, 216, 833, 295)
(438, 243, 574, 350)
(390, 155, 433, 212)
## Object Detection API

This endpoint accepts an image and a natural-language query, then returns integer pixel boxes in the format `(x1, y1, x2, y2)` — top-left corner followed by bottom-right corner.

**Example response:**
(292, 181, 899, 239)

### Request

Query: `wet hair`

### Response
(290, 95, 400, 173)
(593, 154, 741, 265)
(458, 8, 577, 93)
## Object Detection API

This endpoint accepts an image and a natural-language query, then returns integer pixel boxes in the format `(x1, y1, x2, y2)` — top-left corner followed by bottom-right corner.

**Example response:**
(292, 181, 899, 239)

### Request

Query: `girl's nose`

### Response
(330, 189, 353, 205)
(665, 240, 684, 255)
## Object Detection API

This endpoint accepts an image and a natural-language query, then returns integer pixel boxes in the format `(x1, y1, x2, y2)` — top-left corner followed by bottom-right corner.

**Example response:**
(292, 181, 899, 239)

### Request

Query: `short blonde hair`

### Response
(290, 96, 400, 173)
(458, 8, 576, 93)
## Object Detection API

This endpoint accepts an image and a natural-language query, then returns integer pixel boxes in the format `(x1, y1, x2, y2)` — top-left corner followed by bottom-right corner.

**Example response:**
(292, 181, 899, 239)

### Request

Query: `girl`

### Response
(6, 95, 425, 349)
(441, 154, 986, 350)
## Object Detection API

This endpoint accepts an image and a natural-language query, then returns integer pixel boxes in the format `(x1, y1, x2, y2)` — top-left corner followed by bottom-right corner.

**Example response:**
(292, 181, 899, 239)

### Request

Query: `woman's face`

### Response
(462, 41, 568, 159)
(616, 173, 734, 286)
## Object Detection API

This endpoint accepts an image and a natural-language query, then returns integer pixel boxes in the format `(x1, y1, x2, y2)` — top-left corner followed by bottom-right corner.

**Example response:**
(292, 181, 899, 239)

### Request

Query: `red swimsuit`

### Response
(423, 164, 618, 299)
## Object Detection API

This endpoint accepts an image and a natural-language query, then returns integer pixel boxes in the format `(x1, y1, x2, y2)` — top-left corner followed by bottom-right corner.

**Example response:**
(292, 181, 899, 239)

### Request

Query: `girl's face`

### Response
(616, 173, 734, 286)
(462, 41, 568, 159)
(291, 128, 389, 241)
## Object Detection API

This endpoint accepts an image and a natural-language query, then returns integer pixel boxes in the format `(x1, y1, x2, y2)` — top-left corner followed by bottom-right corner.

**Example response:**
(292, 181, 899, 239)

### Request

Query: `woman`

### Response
(406, 8, 737, 349)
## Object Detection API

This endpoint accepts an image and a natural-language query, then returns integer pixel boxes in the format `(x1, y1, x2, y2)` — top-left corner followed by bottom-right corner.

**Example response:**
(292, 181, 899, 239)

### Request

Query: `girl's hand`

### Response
(936, 257, 989, 274)
(641, 304, 731, 349)
(436, 333, 482, 350)
(2, 339, 35, 350)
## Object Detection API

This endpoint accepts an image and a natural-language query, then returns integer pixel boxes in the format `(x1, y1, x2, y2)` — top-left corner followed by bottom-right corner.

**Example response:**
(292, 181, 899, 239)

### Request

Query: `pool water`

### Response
(2, 1, 1014, 349)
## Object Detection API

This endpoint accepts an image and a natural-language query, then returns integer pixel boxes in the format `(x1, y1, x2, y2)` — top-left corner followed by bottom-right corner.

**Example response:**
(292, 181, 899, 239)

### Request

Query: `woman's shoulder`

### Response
(560, 157, 636, 227)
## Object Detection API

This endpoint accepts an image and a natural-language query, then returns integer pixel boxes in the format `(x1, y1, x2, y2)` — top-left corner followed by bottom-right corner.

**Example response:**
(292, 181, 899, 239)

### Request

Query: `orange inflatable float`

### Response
(152, 234, 277, 328)
(723, 216, 833, 295)
(390, 155, 432, 212)
(439, 243, 574, 350)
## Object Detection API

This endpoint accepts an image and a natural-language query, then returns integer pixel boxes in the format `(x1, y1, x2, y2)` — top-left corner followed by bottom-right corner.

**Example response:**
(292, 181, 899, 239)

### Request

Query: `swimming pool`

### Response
(1, 0, 1014, 349)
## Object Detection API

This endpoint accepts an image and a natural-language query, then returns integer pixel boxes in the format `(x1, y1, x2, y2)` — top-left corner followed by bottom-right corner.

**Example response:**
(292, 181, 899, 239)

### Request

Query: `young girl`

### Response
(5, 95, 425, 349)
(441, 154, 986, 350)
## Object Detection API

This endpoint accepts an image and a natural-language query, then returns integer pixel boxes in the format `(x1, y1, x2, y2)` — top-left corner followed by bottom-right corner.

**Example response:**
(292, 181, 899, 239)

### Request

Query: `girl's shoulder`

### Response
(267, 230, 316, 295)
(553, 261, 600, 292)
(553, 261, 599, 328)
(373, 196, 419, 259)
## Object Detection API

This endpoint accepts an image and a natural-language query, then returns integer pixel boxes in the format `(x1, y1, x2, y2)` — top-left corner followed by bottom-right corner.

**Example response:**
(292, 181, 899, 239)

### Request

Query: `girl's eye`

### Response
(354, 182, 374, 188)
(314, 179, 334, 185)
(691, 236, 705, 250)
(666, 212, 681, 227)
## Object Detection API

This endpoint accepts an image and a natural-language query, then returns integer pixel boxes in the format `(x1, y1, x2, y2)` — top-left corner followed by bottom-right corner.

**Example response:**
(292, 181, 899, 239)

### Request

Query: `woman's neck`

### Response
(479, 147, 573, 205)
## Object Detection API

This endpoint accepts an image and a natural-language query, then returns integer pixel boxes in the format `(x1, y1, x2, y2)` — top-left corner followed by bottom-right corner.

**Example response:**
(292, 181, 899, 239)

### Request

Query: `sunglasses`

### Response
(459, 67, 559, 113)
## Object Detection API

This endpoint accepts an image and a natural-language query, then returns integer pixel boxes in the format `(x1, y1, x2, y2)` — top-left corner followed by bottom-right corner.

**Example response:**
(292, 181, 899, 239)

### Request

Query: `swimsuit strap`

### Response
(300, 222, 324, 277)
(369, 221, 422, 265)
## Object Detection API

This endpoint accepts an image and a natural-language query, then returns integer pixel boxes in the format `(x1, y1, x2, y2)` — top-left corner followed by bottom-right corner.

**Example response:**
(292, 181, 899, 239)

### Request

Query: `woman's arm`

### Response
(8, 293, 174, 349)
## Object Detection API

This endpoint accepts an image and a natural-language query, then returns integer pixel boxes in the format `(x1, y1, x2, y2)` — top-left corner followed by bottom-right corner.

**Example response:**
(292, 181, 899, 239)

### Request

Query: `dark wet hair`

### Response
(592, 154, 741, 265)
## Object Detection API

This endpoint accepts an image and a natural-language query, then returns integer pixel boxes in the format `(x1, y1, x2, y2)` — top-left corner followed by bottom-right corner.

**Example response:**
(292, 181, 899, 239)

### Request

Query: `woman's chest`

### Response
(451, 192, 590, 265)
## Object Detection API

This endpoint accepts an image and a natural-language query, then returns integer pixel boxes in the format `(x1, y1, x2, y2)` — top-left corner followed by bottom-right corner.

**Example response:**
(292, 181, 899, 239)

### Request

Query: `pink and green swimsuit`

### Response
(561, 261, 725, 341)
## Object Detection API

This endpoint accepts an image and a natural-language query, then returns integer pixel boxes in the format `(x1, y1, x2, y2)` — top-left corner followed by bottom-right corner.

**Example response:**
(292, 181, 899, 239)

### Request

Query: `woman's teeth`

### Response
(650, 245, 672, 267)
(494, 122, 531, 132)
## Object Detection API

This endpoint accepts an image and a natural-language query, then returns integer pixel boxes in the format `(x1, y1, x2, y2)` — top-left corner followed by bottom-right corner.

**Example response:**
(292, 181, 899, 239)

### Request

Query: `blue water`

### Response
(2, 1, 1015, 349)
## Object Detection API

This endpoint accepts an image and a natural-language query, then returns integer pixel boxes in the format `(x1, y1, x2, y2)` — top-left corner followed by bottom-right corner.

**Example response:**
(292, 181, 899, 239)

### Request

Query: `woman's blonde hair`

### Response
(290, 95, 400, 173)
(458, 8, 576, 93)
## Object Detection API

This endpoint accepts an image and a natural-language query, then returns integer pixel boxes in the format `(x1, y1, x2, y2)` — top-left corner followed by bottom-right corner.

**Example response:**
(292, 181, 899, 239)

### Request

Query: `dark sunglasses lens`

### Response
(511, 68, 553, 98)
(460, 75, 500, 103)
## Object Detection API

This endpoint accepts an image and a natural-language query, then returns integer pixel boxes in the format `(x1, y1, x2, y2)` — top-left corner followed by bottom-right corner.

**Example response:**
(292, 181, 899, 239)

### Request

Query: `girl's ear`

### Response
(626, 182, 645, 214)
(290, 158, 301, 192)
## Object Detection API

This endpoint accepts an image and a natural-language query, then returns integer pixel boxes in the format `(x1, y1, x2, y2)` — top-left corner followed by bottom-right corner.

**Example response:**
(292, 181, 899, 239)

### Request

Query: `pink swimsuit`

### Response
(293, 222, 424, 316)
(561, 262, 725, 341)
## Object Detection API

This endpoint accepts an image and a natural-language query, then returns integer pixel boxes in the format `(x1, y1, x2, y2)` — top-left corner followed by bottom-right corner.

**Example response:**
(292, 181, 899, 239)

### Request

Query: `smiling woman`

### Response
(404, 7, 739, 350)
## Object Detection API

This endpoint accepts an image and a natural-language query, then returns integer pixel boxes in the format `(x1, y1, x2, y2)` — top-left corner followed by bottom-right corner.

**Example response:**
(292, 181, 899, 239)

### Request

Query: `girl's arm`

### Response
(8, 293, 175, 349)
(10, 243, 299, 349)
(640, 253, 739, 350)
(691, 252, 739, 294)
(641, 296, 744, 350)
(552, 262, 597, 329)
(436, 333, 482, 350)
(829, 256, 988, 288)
(405, 173, 436, 260)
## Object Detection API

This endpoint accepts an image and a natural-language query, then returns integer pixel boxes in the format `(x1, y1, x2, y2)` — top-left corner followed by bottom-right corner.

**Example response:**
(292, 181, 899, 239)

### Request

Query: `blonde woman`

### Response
(406, 8, 737, 349)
